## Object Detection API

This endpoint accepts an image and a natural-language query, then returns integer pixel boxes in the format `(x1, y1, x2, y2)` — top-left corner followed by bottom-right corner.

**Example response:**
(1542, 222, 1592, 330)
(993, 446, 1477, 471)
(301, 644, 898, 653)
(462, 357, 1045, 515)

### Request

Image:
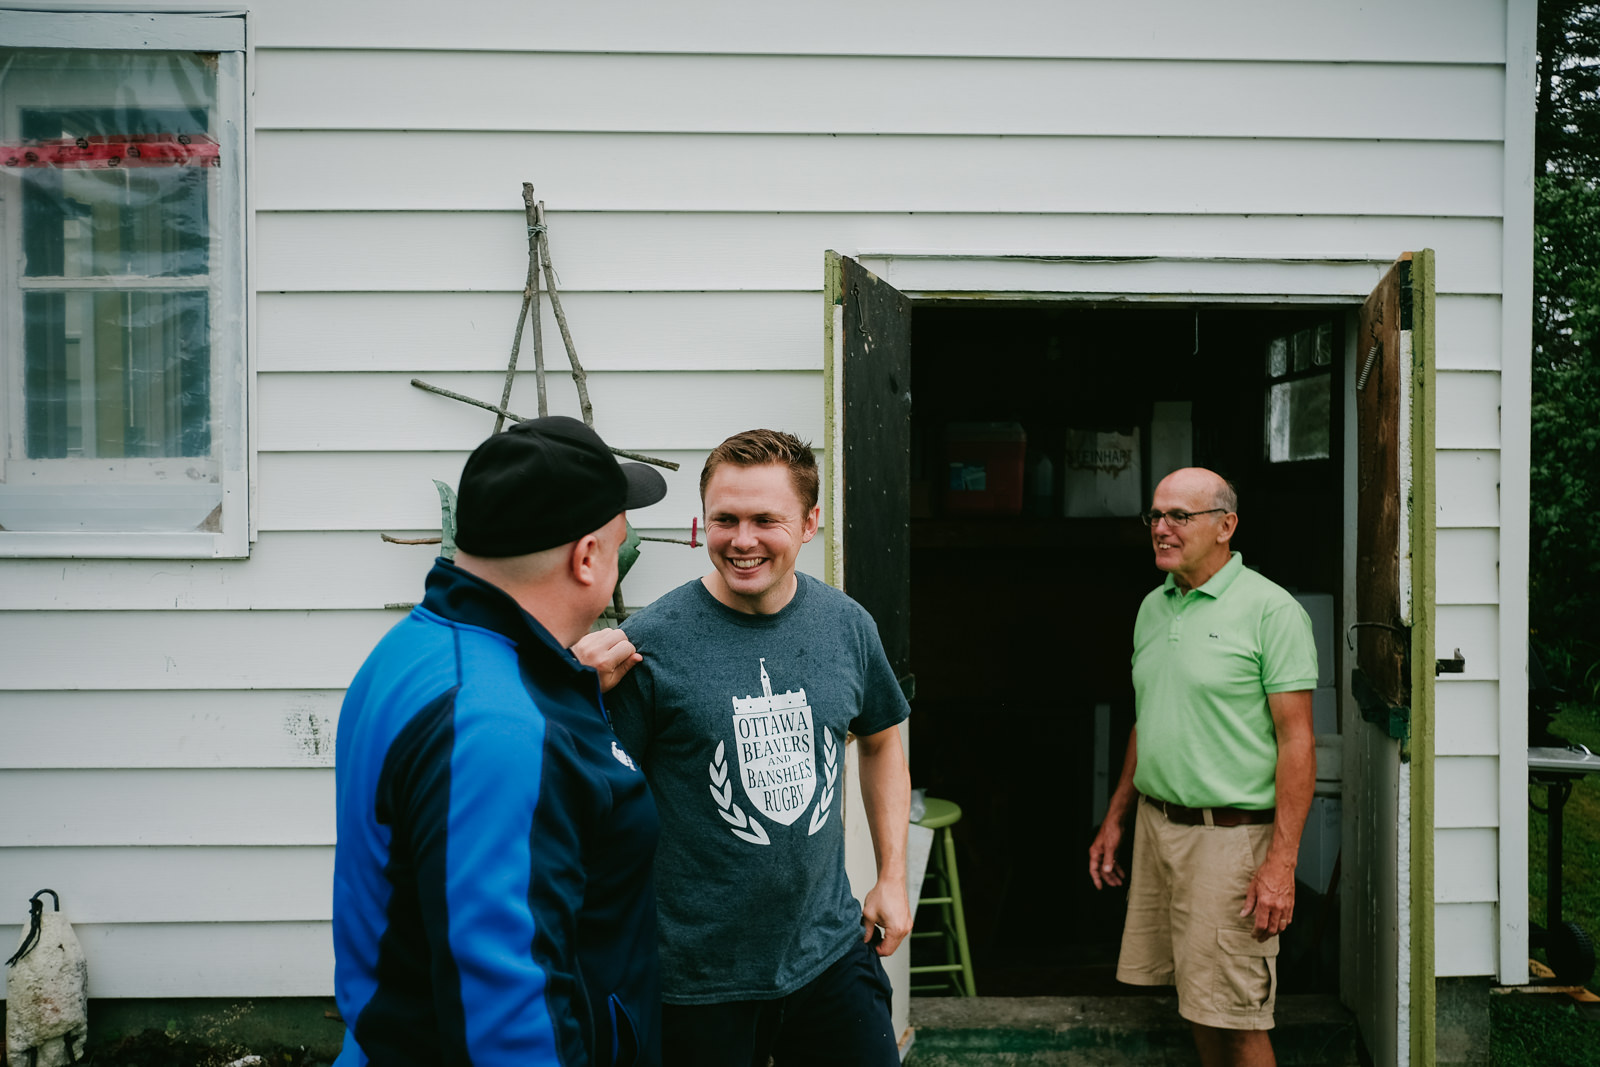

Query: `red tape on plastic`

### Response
(0, 134, 220, 169)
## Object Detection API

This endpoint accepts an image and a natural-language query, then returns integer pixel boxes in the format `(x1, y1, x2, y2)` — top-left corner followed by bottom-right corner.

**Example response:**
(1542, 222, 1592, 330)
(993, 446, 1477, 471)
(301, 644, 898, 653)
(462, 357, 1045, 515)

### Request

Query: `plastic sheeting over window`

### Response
(0, 47, 241, 540)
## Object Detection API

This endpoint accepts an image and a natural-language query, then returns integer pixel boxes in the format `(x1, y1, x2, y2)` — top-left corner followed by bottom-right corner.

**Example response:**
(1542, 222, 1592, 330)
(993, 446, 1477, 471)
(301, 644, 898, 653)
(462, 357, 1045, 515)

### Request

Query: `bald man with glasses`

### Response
(1088, 467, 1317, 1067)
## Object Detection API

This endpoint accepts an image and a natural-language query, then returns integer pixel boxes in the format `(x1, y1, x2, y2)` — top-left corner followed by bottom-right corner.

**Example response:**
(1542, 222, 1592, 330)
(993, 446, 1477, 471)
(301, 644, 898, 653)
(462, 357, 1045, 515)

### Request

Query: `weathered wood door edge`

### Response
(1408, 248, 1437, 1067)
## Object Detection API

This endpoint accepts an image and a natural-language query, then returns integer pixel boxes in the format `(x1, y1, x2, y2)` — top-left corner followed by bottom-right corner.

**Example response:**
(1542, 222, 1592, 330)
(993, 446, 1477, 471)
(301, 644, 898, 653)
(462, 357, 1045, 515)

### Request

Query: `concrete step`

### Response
(906, 995, 1361, 1067)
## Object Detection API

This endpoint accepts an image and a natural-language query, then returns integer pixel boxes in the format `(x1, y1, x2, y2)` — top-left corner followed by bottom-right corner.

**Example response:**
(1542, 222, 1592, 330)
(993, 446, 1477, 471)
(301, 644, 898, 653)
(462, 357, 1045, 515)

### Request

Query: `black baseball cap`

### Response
(454, 416, 668, 557)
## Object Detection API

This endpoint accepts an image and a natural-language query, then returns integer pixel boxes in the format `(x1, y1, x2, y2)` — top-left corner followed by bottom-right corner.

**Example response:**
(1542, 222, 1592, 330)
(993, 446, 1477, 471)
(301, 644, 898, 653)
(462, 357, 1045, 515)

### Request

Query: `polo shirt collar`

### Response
(1162, 551, 1245, 600)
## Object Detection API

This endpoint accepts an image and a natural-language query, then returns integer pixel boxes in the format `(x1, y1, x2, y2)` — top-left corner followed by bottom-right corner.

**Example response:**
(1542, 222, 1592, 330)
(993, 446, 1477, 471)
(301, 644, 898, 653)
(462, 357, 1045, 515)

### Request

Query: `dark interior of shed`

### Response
(904, 302, 1344, 997)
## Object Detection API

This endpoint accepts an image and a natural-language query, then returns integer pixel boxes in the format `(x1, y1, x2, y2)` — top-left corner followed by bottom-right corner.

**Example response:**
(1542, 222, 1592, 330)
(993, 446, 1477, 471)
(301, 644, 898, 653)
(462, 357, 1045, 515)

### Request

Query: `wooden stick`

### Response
(380, 534, 442, 545)
(638, 535, 698, 546)
(611, 586, 629, 624)
(535, 202, 594, 427)
(496, 184, 543, 433)
(527, 186, 548, 419)
(409, 378, 681, 470)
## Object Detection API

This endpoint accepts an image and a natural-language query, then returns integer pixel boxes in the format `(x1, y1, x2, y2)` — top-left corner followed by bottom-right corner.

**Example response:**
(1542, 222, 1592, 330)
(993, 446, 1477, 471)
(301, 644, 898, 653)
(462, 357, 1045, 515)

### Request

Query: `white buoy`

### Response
(6, 890, 88, 1067)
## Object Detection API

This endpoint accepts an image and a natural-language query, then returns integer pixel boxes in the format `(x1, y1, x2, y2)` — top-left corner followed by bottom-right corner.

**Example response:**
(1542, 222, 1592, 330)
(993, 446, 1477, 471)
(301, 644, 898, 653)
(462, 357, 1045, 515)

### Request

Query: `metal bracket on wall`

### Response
(1352, 667, 1410, 742)
(1435, 648, 1465, 676)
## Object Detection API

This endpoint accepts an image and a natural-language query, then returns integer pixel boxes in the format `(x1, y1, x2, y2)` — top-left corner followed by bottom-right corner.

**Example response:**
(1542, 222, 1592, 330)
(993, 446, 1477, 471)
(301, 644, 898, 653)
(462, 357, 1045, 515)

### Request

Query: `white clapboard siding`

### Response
(258, 291, 822, 373)
(246, 0, 1505, 63)
(0, 922, 334, 999)
(257, 372, 822, 452)
(1437, 529, 1500, 604)
(1435, 680, 1500, 757)
(256, 51, 1506, 142)
(256, 211, 1507, 296)
(1436, 606, 1500, 681)
(1435, 757, 1501, 829)
(0, 847, 332, 922)
(1436, 903, 1500, 977)
(1, 691, 343, 769)
(0, 612, 395, 691)
(258, 290, 1507, 374)
(1435, 829, 1499, 903)
(1435, 373, 1503, 449)
(0, 528, 741, 612)
(1436, 296, 1504, 370)
(1435, 451, 1501, 528)
(0, 533, 438, 612)
(256, 450, 824, 532)
(255, 132, 1506, 217)
(0, 770, 333, 846)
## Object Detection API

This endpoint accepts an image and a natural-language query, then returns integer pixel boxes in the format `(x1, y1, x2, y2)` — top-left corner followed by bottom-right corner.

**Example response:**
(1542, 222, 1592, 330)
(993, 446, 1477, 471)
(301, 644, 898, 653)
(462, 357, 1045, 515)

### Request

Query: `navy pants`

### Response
(660, 938, 898, 1067)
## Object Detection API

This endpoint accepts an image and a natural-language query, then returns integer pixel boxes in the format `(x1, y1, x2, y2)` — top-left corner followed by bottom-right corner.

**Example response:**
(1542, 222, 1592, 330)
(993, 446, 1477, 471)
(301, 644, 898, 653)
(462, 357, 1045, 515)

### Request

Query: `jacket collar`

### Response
(420, 558, 590, 677)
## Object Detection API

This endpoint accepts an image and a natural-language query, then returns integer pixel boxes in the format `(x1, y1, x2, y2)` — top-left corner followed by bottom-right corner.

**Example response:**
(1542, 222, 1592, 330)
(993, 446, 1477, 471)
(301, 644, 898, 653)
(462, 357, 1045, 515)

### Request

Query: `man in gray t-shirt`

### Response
(577, 429, 912, 1067)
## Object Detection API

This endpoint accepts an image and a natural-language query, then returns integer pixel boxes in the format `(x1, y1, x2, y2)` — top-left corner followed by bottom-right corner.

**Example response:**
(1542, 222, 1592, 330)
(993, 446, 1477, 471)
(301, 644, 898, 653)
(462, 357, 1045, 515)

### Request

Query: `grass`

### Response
(1490, 702, 1600, 1067)
(1528, 703, 1600, 961)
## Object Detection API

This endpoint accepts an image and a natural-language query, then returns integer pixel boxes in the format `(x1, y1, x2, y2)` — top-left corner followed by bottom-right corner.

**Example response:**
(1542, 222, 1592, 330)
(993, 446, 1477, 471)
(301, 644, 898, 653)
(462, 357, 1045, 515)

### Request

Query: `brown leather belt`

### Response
(1142, 794, 1275, 827)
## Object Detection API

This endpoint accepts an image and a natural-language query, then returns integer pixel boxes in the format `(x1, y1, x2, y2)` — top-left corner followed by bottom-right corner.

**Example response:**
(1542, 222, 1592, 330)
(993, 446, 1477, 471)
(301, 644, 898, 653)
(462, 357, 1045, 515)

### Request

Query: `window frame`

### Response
(1261, 317, 1335, 466)
(0, 9, 248, 558)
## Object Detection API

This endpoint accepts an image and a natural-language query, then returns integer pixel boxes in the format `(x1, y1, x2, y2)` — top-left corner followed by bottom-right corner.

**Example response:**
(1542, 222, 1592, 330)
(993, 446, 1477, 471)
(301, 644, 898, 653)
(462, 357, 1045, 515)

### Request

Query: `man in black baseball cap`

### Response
(333, 416, 668, 1067)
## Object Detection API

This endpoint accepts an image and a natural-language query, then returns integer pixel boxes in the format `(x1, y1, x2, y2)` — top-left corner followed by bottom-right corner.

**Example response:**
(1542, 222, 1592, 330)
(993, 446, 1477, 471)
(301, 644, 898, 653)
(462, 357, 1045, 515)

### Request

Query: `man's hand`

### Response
(1240, 855, 1296, 941)
(861, 879, 912, 957)
(1087, 819, 1128, 890)
(571, 628, 642, 693)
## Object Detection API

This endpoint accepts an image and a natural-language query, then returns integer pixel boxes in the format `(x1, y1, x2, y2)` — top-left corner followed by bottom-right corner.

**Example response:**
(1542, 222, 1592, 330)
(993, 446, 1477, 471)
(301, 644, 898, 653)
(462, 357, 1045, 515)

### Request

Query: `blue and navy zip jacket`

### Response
(332, 559, 660, 1067)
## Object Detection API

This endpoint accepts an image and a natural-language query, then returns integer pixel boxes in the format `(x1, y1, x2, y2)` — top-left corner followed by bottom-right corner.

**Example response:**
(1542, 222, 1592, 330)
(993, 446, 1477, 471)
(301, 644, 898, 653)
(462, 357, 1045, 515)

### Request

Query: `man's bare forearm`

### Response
(1266, 690, 1316, 866)
(857, 725, 910, 881)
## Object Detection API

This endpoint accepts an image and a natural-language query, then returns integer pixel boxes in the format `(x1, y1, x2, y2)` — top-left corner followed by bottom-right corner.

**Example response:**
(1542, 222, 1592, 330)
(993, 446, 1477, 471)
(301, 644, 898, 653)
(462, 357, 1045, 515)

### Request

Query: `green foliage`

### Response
(618, 520, 642, 582)
(1491, 995, 1600, 1067)
(432, 479, 458, 561)
(1532, 175, 1600, 681)
(1531, 5, 1600, 682)
(1539, 1, 1600, 178)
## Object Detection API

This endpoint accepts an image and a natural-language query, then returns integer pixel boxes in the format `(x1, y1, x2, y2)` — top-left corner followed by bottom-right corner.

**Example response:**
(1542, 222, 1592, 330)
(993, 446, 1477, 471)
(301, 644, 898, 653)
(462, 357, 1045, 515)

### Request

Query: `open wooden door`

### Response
(823, 251, 915, 1047)
(1344, 251, 1437, 1067)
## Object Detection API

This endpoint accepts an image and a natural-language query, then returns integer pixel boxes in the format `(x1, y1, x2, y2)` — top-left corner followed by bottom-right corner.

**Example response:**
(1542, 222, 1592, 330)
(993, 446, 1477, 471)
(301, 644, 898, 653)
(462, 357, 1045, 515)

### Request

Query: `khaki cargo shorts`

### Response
(1115, 798, 1279, 1030)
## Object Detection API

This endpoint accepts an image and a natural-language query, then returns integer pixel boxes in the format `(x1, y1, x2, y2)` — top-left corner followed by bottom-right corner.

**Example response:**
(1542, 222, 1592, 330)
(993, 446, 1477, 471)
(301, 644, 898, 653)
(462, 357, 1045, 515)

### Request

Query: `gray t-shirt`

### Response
(607, 573, 910, 1004)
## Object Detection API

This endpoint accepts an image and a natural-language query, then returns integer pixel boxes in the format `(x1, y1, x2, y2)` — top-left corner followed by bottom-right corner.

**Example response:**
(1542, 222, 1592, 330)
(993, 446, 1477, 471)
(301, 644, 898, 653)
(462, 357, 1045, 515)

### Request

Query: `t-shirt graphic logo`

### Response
(732, 658, 817, 826)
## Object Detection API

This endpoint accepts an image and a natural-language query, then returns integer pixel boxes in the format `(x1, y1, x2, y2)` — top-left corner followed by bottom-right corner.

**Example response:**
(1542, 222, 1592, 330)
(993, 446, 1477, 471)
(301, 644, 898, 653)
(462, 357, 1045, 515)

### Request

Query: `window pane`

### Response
(0, 46, 231, 540)
(1268, 335, 1288, 377)
(1265, 375, 1331, 462)
(25, 290, 211, 459)
(24, 149, 210, 278)
(1314, 321, 1333, 367)
(1291, 327, 1313, 372)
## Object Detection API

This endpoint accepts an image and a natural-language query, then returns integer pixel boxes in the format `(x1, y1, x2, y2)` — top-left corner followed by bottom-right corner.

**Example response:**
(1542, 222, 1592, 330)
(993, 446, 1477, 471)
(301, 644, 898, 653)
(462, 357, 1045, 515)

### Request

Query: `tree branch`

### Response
(536, 201, 594, 428)
(409, 378, 680, 470)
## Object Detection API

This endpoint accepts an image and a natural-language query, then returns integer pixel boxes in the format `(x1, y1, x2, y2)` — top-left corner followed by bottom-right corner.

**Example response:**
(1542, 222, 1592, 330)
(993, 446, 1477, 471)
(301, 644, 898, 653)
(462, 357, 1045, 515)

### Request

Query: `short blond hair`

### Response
(700, 429, 819, 512)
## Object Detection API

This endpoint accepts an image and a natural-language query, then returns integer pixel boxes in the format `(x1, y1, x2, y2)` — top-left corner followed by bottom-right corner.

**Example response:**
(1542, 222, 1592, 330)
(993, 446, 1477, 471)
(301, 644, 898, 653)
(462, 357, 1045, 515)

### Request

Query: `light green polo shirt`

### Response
(1130, 552, 1318, 810)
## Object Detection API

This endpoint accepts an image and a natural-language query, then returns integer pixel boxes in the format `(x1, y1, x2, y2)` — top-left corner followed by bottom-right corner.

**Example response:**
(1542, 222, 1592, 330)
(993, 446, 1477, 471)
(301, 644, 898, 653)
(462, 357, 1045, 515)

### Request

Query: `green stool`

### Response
(909, 797, 977, 996)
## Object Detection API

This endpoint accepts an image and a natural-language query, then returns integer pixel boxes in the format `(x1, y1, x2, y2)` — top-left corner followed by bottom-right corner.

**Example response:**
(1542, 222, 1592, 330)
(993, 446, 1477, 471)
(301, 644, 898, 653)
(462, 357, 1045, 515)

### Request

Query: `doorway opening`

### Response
(904, 301, 1347, 997)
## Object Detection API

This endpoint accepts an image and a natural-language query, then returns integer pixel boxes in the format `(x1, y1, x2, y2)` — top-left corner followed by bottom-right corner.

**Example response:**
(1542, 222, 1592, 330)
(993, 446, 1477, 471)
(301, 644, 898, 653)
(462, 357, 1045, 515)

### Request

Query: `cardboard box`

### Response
(944, 422, 1026, 515)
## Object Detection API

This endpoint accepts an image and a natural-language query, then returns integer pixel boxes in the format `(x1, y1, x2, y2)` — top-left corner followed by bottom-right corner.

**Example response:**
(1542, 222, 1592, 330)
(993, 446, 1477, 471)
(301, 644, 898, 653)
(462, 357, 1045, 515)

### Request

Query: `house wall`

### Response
(0, 0, 1529, 997)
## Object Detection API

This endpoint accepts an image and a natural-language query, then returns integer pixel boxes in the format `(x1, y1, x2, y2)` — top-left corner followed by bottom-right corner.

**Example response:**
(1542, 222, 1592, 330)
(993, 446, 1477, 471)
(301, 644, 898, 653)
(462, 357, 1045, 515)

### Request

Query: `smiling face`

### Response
(1149, 468, 1238, 591)
(701, 461, 821, 614)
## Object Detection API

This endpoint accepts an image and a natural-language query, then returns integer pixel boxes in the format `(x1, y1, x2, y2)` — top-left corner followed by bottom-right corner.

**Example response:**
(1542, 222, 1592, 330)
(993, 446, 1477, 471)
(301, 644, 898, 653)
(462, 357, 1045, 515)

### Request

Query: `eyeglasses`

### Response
(1139, 508, 1227, 528)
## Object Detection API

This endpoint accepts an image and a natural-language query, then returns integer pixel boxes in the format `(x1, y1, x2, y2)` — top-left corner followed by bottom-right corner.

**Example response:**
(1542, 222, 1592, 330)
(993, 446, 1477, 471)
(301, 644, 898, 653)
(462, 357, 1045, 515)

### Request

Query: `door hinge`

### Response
(1352, 667, 1410, 742)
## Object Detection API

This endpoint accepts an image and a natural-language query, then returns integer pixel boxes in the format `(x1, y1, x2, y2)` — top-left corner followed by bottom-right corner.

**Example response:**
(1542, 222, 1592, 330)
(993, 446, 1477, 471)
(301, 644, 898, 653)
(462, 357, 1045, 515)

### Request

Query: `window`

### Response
(0, 12, 246, 556)
(1263, 320, 1332, 463)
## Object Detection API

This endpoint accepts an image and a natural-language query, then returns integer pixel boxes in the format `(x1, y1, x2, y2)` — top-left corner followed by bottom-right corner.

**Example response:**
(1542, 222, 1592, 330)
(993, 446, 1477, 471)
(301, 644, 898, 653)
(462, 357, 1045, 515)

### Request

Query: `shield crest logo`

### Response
(730, 658, 817, 826)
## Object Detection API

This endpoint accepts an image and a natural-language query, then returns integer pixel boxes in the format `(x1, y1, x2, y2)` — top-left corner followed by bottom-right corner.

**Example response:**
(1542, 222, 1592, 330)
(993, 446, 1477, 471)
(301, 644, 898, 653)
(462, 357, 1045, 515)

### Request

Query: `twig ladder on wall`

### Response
(386, 183, 698, 620)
